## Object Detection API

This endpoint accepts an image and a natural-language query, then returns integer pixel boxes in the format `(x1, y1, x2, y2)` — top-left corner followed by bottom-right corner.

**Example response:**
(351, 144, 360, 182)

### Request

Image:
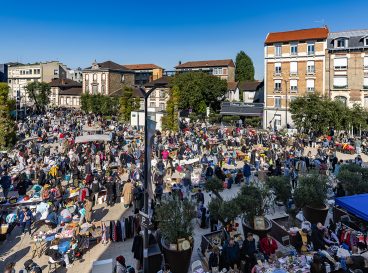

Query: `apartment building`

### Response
(325, 30, 368, 107)
(175, 59, 235, 82)
(7, 61, 68, 104)
(82, 61, 135, 95)
(263, 27, 329, 129)
(123, 64, 163, 85)
(49, 78, 82, 108)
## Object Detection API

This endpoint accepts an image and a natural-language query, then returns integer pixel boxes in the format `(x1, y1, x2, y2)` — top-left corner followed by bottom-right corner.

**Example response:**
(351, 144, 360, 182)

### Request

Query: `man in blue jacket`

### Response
(18, 207, 33, 235)
(243, 162, 252, 186)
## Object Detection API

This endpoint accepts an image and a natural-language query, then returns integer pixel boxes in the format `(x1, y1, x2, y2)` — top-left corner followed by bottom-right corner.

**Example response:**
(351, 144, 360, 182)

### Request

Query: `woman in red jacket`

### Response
(260, 233, 278, 260)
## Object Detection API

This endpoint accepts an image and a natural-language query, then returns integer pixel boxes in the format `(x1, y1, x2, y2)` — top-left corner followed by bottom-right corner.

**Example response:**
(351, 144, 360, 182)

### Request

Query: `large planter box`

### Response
(242, 218, 272, 239)
(302, 205, 328, 225)
(162, 240, 193, 273)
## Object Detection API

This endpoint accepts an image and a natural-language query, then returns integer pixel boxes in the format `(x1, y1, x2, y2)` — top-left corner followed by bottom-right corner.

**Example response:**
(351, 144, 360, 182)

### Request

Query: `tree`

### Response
(80, 93, 119, 115)
(0, 83, 16, 149)
(25, 82, 51, 112)
(162, 86, 179, 131)
(171, 72, 227, 113)
(235, 51, 255, 82)
(119, 86, 141, 122)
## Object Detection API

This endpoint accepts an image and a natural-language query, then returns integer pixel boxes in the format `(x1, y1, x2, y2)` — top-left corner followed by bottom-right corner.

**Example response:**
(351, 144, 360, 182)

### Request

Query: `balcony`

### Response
(334, 66, 348, 71)
(290, 72, 298, 77)
(363, 86, 368, 90)
(307, 51, 315, 56)
(333, 85, 348, 89)
(274, 88, 282, 93)
(307, 87, 315, 92)
(306, 68, 315, 75)
(273, 72, 282, 77)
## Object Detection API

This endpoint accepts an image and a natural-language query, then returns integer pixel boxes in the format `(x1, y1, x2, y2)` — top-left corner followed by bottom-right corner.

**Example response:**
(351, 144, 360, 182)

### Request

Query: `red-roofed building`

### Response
(175, 59, 235, 82)
(263, 27, 329, 129)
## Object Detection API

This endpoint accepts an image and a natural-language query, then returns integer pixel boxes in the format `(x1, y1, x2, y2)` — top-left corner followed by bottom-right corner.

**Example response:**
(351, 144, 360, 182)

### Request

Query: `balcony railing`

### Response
(274, 72, 281, 76)
(290, 72, 298, 77)
(274, 88, 282, 93)
(334, 66, 348, 71)
(308, 51, 315, 56)
(333, 85, 348, 89)
(306, 68, 315, 75)
(290, 88, 298, 93)
(363, 85, 368, 89)
(307, 87, 315, 92)
(364, 65, 368, 69)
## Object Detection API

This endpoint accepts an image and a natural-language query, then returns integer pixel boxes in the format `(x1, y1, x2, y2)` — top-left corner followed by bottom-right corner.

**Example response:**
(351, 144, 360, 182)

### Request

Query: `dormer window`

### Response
(336, 38, 348, 48)
(364, 38, 368, 47)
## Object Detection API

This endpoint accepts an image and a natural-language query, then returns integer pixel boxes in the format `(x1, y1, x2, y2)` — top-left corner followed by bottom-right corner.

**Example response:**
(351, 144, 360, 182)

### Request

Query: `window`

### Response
(102, 73, 106, 81)
(149, 102, 155, 108)
(307, 61, 315, 74)
(274, 114, 281, 127)
(335, 96, 347, 105)
(102, 85, 106, 94)
(92, 85, 98, 94)
(364, 78, 368, 89)
(159, 103, 165, 111)
(29, 69, 32, 74)
(364, 57, 368, 69)
(159, 90, 165, 98)
(85, 74, 89, 80)
(290, 62, 298, 75)
(85, 84, 89, 93)
(307, 79, 315, 92)
(93, 73, 97, 81)
(336, 38, 347, 48)
(365, 38, 368, 47)
(334, 58, 348, 70)
(54, 69, 59, 76)
(275, 44, 282, 57)
(333, 77, 348, 89)
(365, 97, 368, 108)
(122, 75, 125, 82)
(290, 79, 298, 92)
(274, 63, 281, 75)
(275, 97, 281, 108)
(274, 80, 282, 91)
(290, 44, 298, 55)
(307, 43, 315, 55)
(213, 68, 222, 75)
(73, 98, 77, 105)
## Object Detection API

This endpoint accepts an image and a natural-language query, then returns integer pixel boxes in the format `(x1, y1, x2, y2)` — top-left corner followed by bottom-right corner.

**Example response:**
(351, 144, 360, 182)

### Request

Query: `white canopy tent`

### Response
(75, 134, 111, 143)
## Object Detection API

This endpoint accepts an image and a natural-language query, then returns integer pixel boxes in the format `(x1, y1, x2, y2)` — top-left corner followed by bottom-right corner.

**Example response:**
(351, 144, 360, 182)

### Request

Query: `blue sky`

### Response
(1, 0, 367, 80)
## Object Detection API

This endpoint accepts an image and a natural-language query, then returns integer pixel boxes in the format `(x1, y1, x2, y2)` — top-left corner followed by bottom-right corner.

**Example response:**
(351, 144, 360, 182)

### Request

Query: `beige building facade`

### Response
(49, 78, 82, 108)
(263, 27, 329, 129)
(7, 61, 68, 104)
(325, 30, 368, 107)
(82, 61, 135, 96)
(175, 59, 235, 82)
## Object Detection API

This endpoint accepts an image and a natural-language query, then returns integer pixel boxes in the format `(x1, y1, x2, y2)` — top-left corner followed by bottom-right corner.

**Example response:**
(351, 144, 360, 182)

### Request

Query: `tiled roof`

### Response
(85, 61, 132, 71)
(49, 78, 82, 88)
(238, 80, 264, 91)
(109, 87, 145, 98)
(123, 64, 162, 70)
(144, 76, 171, 88)
(59, 87, 82, 96)
(329, 29, 368, 39)
(265, 27, 329, 44)
(175, 59, 235, 69)
(227, 82, 238, 91)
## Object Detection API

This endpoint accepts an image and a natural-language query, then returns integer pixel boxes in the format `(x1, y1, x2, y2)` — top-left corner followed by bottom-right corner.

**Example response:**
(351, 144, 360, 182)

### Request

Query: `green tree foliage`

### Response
(80, 93, 119, 115)
(337, 164, 368, 195)
(119, 86, 141, 122)
(171, 72, 227, 113)
(290, 94, 368, 133)
(293, 174, 327, 209)
(25, 82, 51, 112)
(0, 83, 16, 149)
(162, 86, 179, 131)
(235, 51, 255, 81)
(204, 176, 224, 200)
(267, 176, 291, 205)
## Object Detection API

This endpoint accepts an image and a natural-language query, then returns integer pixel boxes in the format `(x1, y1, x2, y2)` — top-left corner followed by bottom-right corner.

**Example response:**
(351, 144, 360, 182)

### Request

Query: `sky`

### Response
(1, 0, 368, 80)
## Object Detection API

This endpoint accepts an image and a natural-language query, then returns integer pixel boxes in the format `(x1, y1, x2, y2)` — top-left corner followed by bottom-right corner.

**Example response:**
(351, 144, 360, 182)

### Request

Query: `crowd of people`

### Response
(0, 109, 367, 273)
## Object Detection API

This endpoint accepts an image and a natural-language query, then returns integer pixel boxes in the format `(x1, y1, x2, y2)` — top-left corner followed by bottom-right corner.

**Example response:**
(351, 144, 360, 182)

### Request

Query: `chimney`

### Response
(178, 61, 181, 65)
(61, 78, 65, 85)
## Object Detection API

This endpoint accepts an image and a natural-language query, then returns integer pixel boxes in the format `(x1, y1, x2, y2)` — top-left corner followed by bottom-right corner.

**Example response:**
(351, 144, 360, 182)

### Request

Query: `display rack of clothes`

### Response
(105, 216, 136, 243)
(336, 222, 368, 251)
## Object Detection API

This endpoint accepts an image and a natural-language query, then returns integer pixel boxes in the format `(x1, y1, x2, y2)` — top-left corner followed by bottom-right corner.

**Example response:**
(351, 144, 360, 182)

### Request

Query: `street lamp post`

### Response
(142, 83, 166, 273)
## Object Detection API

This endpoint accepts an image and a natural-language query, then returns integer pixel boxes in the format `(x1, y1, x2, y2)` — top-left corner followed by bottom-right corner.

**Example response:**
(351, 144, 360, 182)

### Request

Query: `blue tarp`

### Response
(335, 193, 368, 222)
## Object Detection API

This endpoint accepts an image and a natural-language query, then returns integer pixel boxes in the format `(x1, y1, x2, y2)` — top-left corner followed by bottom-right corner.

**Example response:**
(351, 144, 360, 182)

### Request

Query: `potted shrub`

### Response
(337, 164, 368, 195)
(204, 176, 224, 200)
(293, 174, 328, 224)
(156, 198, 196, 273)
(208, 197, 240, 227)
(267, 176, 292, 206)
(237, 186, 272, 238)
